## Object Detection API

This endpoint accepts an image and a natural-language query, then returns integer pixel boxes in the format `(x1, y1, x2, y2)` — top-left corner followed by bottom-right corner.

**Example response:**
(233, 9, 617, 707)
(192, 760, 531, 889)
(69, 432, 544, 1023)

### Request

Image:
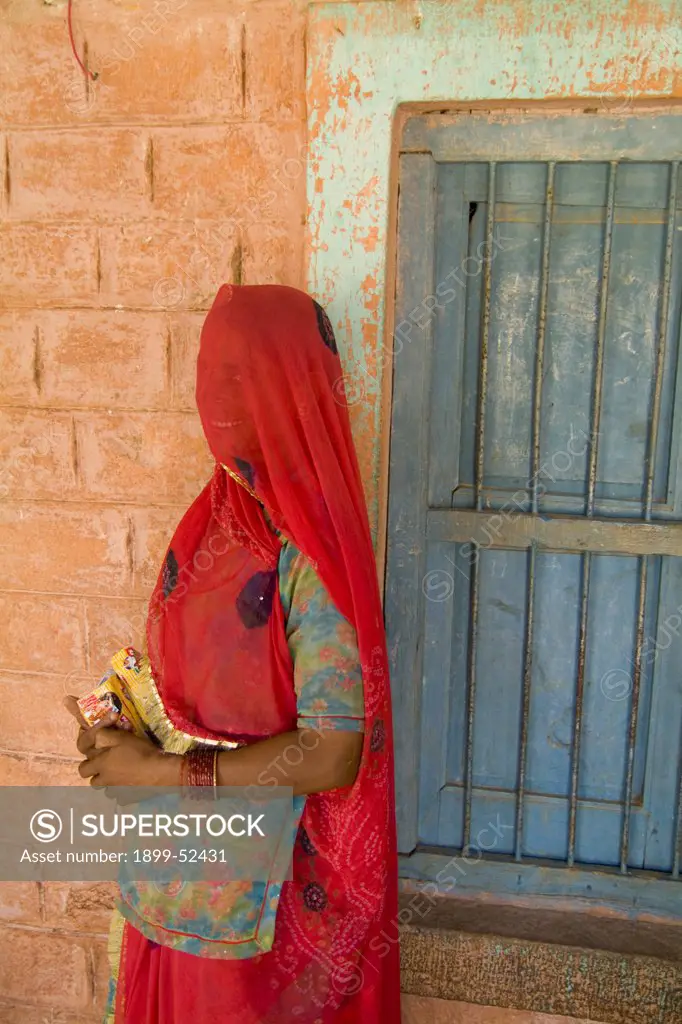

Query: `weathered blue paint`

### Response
(385, 108, 682, 915)
(306, 0, 682, 539)
(399, 857, 682, 919)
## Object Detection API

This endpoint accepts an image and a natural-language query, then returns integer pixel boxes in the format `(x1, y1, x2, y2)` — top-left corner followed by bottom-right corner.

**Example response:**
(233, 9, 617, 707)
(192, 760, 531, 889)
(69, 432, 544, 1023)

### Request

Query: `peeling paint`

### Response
(306, 0, 682, 538)
(352, 224, 380, 252)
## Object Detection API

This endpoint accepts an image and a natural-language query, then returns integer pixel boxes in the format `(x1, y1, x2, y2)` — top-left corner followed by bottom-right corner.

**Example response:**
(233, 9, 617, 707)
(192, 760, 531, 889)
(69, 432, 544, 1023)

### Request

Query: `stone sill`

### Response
(398, 894, 682, 1024)
(398, 888, 682, 962)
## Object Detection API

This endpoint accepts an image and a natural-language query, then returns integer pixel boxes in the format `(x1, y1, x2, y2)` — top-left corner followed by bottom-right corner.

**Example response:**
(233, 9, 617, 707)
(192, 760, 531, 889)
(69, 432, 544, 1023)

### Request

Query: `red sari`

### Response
(113, 285, 401, 1022)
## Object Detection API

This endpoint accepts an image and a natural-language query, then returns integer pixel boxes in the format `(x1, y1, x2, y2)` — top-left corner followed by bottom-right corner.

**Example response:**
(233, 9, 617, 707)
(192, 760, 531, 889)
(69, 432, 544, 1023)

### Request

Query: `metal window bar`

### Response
(463, 162, 497, 852)
(463, 543, 480, 854)
(474, 162, 496, 513)
(515, 161, 554, 860)
(620, 160, 678, 874)
(567, 161, 618, 867)
(531, 161, 555, 514)
(674, 710, 682, 877)
(515, 539, 536, 861)
(459, 158, 681, 873)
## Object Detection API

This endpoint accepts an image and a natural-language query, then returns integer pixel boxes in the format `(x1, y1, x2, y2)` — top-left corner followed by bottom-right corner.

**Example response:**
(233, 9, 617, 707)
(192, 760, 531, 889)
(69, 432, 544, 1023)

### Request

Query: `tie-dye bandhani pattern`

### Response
(105, 534, 365, 1016)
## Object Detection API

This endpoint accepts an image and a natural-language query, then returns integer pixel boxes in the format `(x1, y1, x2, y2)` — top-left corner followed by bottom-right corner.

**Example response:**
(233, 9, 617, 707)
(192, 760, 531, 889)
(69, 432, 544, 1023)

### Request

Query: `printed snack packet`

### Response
(77, 647, 220, 755)
(76, 650, 152, 739)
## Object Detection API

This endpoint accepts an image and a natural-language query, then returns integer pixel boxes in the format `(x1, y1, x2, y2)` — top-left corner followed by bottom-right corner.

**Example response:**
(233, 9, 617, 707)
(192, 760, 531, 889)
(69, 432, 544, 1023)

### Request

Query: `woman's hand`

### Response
(64, 695, 181, 789)
(78, 727, 181, 788)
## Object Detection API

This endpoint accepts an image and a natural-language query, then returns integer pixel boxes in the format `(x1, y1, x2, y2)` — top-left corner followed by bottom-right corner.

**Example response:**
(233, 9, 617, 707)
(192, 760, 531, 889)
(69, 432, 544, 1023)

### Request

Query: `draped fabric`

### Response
(116, 284, 401, 1022)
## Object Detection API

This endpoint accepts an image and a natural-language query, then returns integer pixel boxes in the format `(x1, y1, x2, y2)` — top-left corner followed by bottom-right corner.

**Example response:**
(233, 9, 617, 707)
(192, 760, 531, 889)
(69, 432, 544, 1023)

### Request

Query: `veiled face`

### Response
(195, 308, 260, 484)
(195, 284, 344, 510)
(196, 349, 249, 433)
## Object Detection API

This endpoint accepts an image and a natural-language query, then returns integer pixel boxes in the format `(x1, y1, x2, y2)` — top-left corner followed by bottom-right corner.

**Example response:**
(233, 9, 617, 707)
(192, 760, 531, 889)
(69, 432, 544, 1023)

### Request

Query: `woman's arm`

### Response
(214, 727, 363, 795)
(66, 698, 362, 795)
(68, 526, 366, 794)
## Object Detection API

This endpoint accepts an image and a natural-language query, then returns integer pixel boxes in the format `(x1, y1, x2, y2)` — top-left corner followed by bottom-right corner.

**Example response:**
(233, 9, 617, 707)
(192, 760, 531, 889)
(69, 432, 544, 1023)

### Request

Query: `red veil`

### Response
(116, 285, 401, 1022)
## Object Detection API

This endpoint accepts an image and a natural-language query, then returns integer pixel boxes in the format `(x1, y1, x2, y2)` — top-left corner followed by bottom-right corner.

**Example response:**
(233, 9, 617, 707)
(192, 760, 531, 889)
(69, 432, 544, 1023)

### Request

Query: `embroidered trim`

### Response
(116, 882, 275, 954)
(219, 462, 300, 553)
(221, 462, 263, 504)
(104, 907, 126, 1023)
(110, 648, 241, 755)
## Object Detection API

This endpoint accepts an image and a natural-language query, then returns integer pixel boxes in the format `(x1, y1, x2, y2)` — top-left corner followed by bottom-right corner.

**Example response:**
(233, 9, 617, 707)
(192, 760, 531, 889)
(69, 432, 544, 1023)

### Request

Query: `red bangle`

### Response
(182, 747, 218, 794)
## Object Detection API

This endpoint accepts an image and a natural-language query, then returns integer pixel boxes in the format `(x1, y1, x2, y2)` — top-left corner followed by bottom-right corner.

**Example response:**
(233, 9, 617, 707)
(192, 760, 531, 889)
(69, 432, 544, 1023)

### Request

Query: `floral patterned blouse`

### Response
(277, 529, 365, 734)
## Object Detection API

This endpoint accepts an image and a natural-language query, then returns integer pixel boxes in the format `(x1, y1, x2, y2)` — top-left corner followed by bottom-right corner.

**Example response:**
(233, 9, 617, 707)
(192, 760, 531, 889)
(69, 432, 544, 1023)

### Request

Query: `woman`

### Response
(67, 285, 401, 1023)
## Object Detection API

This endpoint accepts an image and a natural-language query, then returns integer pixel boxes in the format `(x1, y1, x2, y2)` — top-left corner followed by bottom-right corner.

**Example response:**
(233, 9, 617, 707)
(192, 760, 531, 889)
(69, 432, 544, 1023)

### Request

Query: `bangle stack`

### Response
(181, 746, 218, 796)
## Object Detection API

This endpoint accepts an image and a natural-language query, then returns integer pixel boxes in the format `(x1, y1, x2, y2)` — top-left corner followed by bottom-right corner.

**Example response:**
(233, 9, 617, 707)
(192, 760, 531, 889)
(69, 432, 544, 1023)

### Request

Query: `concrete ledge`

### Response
(400, 925, 682, 1024)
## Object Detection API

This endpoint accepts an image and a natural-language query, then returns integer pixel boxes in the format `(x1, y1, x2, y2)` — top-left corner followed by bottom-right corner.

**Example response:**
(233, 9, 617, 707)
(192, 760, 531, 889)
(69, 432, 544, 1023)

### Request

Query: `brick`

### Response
(130, 506, 187, 596)
(0, 135, 7, 213)
(42, 882, 115, 935)
(0, 411, 75, 500)
(0, 752, 82, 787)
(243, 219, 304, 288)
(0, 883, 41, 926)
(245, 2, 305, 120)
(0, 928, 90, 1009)
(86, 3, 243, 124)
(0, 1007, 100, 1024)
(10, 130, 150, 220)
(0, 504, 130, 596)
(239, 136, 307, 232)
(167, 312, 204, 409)
(0, 15, 91, 128)
(151, 123, 305, 223)
(0, 225, 98, 308)
(0, 308, 170, 412)
(0, 314, 41, 406)
(35, 310, 170, 410)
(90, 937, 111, 1014)
(75, 411, 212, 504)
(99, 221, 237, 310)
(0, 594, 85, 674)
(0, 673, 84, 758)
(85, 597, 148, 669)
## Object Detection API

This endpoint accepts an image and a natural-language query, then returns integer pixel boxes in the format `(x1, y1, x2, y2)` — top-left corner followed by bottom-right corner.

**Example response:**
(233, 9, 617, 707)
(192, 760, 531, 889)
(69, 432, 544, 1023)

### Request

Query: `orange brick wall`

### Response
(0, 0, 306, 1017)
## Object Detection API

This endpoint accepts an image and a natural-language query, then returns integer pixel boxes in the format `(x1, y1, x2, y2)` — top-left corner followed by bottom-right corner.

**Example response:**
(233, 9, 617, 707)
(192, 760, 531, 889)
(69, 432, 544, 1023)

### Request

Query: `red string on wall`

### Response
(67, 0, 98, 81)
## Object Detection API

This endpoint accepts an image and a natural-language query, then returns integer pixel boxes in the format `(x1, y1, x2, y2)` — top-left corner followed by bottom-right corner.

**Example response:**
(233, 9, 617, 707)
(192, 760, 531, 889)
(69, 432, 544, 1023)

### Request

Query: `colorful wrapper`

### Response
(76, 648, 153, 739)
(76, 647, 239, 756)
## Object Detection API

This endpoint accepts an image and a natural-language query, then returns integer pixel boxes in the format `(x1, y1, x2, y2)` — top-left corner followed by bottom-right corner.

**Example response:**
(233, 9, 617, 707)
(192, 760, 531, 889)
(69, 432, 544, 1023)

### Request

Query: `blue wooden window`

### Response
(386, 112, 682, 914)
